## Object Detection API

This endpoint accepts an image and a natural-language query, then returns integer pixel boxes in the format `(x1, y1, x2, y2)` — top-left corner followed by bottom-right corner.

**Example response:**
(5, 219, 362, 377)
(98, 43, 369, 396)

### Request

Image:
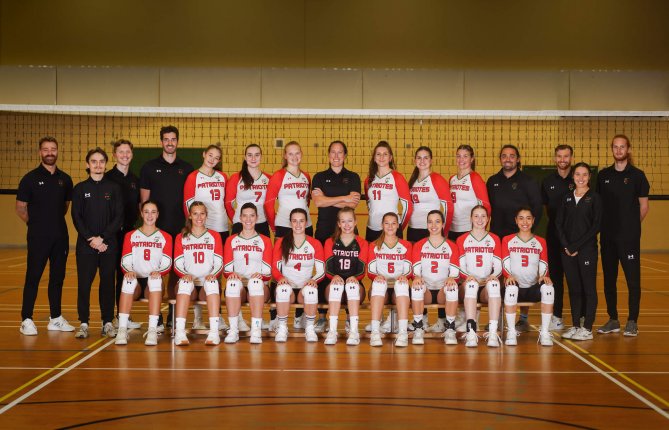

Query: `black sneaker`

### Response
(597, 319, 621, 334)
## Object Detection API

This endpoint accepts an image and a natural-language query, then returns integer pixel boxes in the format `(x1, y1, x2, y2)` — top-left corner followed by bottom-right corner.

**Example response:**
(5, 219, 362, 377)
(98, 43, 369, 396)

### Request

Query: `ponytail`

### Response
(281, 208, 308, 263)
(240, 144, 262, 189)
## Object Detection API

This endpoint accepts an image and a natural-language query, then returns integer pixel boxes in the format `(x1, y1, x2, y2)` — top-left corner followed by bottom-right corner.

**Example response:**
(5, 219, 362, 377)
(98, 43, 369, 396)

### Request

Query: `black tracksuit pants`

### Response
(546, 235, 566, 318)
(601, 238, 641, 322)
(22, 236, 69, 320)
(77, 251, 116, 324)
(561, 246, 598, 330)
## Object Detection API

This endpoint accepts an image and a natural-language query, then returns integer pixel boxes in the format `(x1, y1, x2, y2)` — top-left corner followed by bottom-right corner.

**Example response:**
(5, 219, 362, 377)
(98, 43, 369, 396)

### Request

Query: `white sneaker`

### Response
(219, 318, 229, 332)
(305, 326, 318, 342)
(250, 327, 263, 344)
(538, 331, 554, 346)
(465, 329, 479, 348)
(268, 318, 278, 332)
(346, 331, 360, 346)
(275, 324, 289, 342)
(561, 326, 579, 339)
(127, 318, 142, 329)
(174, 329, 189, 346)
(455, 311, 467, 333)
(47, 316, 75, 332)
(192, 317, 207, 330)
(314, 318, 327, 333)
(75, 323, 89, 339)
(443, 328, 458, 345)
(102, 322, 117, 338)
(143, 328, 158, 346)
(427, 319, 446, 333)
(205, 330, 221, 345)
(293, 315, 305, 330)
(237, 315, 251, 332)
(571, 327, 593, 341)
(549, 316, 564, 330)
(395, 331, 408, 347)
(156, 324, 165, 334)
(412, 328, 425, 345)
(20, 318, 38, 336)
(115, 327, 128, 345)
(261, 319, 270, 330)
(370, 330, 383, 347)
(224, 329, 239, 344)
(324, 329, 338, 345)
(505, 329, 519, 346)
(381, 312, 397, 333)
(484, 331, 502, 348)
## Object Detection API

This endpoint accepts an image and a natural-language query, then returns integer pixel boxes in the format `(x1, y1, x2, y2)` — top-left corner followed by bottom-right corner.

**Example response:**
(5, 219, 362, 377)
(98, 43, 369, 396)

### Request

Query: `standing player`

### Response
(173, 202, 224, 346)
(597, 135, 650, 337)
(449, 145, 490, 241)
(410, 211, 460, 345)
(225, 144, 270, 237)
(323, 208, 368, 345)
(502, 208, 555, 346)
(541, 144, 574, 330)
(223, 203, 273, 344)
(16, 137, 74, 335)
(71, 148, 123, 338)
(368, 212, 413, 347)
(271, 208, 325, 343)
(457, 205, 503, 347)
(115, 201, 173, 346)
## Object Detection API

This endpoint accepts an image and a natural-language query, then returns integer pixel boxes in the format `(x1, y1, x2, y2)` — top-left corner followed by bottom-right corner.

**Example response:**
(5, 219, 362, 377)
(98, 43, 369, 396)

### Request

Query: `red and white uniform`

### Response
(502, 234, 548, 289)
(412, 238, 460, 290)
(449, 172, 490, 233)
(264, 169, 312, 230)
(457, 232, 502, 283)
(365, 171, 412, 231)
(272, 236, 325, 288)
(223, 233, 273, 281)
(409, 172, 454, 231)
(368, 239, 413, 285)
(173, 230, 224, 285)
(120, 229, 173, 278)
(184, 170, 229, 233)
(225, 171, 270, 224)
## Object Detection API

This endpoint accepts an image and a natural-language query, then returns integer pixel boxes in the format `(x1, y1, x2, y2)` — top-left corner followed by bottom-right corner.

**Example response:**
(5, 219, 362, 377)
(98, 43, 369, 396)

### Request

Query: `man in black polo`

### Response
(487, 144, 542, 332)
(16, 136, 74, 336)
(596, 134, 650, 337)
(541, 144, 574, 331)
(140, 126, 194, 326)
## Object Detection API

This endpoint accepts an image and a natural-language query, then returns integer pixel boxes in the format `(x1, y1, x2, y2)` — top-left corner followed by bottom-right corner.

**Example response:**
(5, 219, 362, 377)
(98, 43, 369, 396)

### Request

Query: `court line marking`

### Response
(641, 257, 669, 266)
(641, 265, 668, 273)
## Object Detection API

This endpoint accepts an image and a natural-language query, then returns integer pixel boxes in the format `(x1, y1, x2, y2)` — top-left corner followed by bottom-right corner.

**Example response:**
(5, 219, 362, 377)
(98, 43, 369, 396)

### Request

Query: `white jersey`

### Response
(223, 233, 272, 281)
(272, 236, 325, 288)
(502, 234, 549, 289)
(225, 171, 269, 224)
(449, 172, 490, 233)
(409, 173, 452, 230)
(174, 229, 224, 285)
(365, 171, 411, 231)
(457, 232, 502, 283)
(368, 239, 412, 283)
(412, 238, 460, 290)
(120, 229, 173, 278)
(184, 170, 229, 232)
(265, 169, 312, 229)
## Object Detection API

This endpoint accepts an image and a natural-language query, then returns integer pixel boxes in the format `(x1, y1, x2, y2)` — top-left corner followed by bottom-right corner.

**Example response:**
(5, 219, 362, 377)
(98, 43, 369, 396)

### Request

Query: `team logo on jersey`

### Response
(154, 236, 160, 243)
(342, 177, 349, 184)
(624, 178, 629, 184)
(204, 237, 210, 244)
(584, 196, 591, 203)
(441, 247, 448, 253)
(530, 242, 537, 248)
(304, 247, 310, 253)
(484, 239, 491, 246)
(568, 183, 575, 190)
(385, 178, 390, 184)
(261, 178, 268, 184)
(38, 181, 44, 186)
(566, 197, 572, 202)
(493, 183, 499, 187)
(104, 192, 111, 200)
(58, 179, 64, 187)
(178, 169, 184, 175)
(512, 182, 518, 190)
(130, 182, 137, 189)
(397, 248, 402, 253)
(84, 193, 91, 198)
(253, 240, 259, 246)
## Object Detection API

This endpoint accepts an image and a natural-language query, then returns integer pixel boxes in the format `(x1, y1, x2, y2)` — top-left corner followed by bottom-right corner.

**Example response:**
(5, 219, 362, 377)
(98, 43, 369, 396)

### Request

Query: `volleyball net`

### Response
(1, 105, 667, 197)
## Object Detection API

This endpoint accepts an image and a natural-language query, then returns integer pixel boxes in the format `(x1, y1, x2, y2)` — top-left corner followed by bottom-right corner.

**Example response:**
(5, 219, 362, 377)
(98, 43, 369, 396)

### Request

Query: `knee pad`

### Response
(464, 280, 479, 299)
(371, 279, 387, 297)
(204, 279, 219, 296)
(486, 279, 501, 298)
(225, 278, 242, 298)
(177, 279, 194, 295)
(345, 280, 360, 301)
(275, 285, 291, 303)
(121, 277, 137, 295)
(394, 279, 410, 298)
(411, 284, 425, 301)
(247, 278, 265, 297)
(445, 287, 459, 302)
(540, 283, 555, 305)
(147, 277, 163, 293)
(504, 285, 519, 306)
(328, 282, 344, 302)
(302, 285, 319, 305)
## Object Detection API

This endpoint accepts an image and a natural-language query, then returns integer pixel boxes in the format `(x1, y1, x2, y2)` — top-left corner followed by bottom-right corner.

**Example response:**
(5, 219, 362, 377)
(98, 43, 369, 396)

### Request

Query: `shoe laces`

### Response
(483, 331, 502, 343)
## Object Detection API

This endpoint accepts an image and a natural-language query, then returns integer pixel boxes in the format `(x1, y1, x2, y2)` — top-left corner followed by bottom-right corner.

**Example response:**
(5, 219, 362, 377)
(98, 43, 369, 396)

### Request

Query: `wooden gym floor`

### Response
(0, 249, 668, 429)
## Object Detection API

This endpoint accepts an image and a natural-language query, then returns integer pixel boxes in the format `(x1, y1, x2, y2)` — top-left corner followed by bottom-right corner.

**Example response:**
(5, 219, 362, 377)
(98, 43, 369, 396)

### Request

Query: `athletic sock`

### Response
(446, 315, 455, 324)
(489, 320, 498, 334)
(210, 317, 219, 332)
(506, 313, 516, 330)
(350, 316, 359, 333)
(329, 316, 338, 332)
(118, 313, 129, 329)
(306, 314, 316, 328)
(371, 320, 380, 332)
(399, 319, 408, 333)
(228, 315, 237, 331)
(541, 313, 552, 333)
(251, 317, 262, 329)
(413, 314, 423, 324)
(278, 315, 288, 326)
(148, 315, 159, 329)
(176, 317, 186, 331)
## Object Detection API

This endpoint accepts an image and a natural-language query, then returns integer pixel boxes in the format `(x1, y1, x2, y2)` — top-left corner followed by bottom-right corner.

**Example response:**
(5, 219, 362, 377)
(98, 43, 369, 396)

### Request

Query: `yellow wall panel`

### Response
(362, 69, 463, 109)
(570, 71, 669, 110)
(57, 67, 160, 106)
(261, 68, 363, 108)
(0, 66, 56, 104)
(159, 68, 262, 107)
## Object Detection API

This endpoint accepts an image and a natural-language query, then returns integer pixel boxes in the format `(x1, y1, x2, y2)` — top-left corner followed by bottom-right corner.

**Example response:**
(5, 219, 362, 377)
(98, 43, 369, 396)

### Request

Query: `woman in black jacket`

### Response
(556, 162, 602, 341)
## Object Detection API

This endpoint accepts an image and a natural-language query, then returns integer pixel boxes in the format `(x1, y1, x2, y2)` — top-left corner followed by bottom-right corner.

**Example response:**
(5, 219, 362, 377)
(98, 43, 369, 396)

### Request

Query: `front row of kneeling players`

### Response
(117, 199, 555, 348)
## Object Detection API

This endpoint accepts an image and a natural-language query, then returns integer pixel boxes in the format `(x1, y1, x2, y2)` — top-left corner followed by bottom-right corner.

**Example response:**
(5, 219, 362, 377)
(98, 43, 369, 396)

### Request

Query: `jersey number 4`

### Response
(295, 190, 307, 200)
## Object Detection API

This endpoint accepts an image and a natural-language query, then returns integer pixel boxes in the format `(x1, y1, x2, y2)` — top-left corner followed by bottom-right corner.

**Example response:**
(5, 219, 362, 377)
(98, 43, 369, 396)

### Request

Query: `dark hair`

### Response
(39, 136, 58, 149)
(240, 144, 262, 189)
(182, 201, 207, 238)
(113, 139, 133, 152)
(281, 141, 301, 169)
(572, 162, 592, 185)
(332, 207, 356, 242)
(611, 134, 634, 165)
(367, 141, 396, 185)
(281, 208, 308, 263)
(140, 200, 159, 213)
(85, 147, 108, 164)
(499, 144, 521, 169)
(408, 146, 432, 187)
(160, 125, 179, 141)
(240, 202, 258, 215)
(470, 204, 489, 218)
(374, 212, 399, 249)
(515, 206, 534, 217)
(554, 144, 573, 155)
(328, 140, 348, 155)
(456, 144, 476, 171)
(426, 210, 445, 237)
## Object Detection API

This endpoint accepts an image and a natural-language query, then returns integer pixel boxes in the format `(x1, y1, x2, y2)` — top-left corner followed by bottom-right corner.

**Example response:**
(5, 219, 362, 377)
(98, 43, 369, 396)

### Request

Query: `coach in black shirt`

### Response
(596, 134, 650, 337)
(16, 137, 74, 336)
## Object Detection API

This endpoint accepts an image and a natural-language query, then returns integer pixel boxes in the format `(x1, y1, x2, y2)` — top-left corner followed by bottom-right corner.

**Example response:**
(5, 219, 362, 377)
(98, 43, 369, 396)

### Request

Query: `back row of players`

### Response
(17, 126, 649, 349)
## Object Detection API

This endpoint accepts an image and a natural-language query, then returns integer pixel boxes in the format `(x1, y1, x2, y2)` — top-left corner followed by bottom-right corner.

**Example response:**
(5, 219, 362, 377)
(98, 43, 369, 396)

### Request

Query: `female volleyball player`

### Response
(368, 212, 413, 347)
(410, 210, 460, 345)
(116, 201, 173, 346)
(173, 201, 224, 346)
(223, 203, 273, 344)
(456, 205, 503, 348)
(271, 208, 325, 342)
(323, 207, 368, 345)
(502, 207, 554, 347)
(448, 145, 490, 241)
(225, 144, 271, 237)
(556, 162, 602, 341)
